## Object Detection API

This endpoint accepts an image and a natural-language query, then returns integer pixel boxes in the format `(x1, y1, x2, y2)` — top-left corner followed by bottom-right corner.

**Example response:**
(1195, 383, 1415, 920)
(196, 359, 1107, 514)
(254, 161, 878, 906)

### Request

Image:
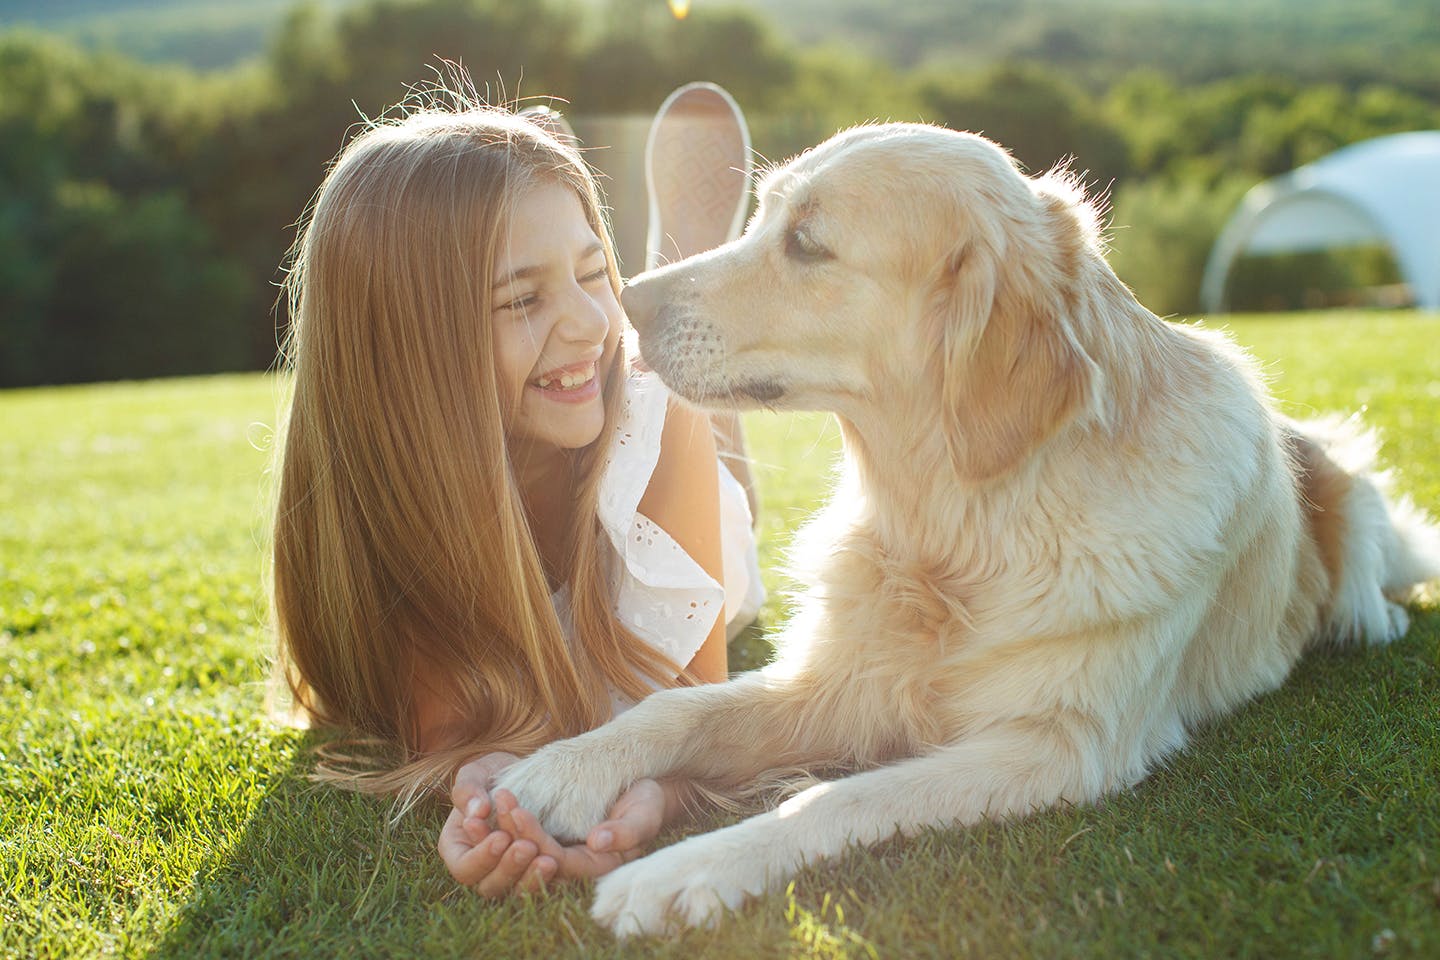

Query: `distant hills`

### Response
(0, 0, 363, 69)
(737, 0, 1440, 95)
(2, 0, 1436, 96)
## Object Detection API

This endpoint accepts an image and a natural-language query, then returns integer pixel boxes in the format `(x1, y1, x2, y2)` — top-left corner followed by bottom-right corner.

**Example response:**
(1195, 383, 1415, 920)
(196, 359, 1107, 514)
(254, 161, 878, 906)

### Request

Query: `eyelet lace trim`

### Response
(595, 372, 724, 671)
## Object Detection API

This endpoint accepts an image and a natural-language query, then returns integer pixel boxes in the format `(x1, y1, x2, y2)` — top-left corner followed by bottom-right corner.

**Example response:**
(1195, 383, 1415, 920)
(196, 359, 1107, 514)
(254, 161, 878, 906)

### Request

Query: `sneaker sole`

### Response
(644, 83, 752, 270)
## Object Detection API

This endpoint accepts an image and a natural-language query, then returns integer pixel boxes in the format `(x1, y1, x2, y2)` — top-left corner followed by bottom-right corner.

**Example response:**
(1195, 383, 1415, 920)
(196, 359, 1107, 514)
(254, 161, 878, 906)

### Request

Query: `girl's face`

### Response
(491, 180, 622, 458)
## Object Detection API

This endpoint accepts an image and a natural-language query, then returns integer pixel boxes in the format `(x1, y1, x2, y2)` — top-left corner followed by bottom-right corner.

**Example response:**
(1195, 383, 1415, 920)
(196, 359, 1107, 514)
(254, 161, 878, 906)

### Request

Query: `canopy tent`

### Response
(1200, 131, 1440, 312)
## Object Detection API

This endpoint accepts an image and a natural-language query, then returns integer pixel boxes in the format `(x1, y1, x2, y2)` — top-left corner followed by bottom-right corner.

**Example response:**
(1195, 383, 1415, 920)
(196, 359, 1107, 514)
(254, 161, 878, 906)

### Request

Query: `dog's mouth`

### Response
(632, 301, 788, 407)
(676, 376, 787, 409)
(730, 379, 786, 403)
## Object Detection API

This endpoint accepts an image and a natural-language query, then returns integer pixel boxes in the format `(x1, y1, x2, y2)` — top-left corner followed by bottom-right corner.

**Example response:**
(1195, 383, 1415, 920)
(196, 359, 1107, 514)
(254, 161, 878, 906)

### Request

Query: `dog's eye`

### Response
(785, 227, 834, 264)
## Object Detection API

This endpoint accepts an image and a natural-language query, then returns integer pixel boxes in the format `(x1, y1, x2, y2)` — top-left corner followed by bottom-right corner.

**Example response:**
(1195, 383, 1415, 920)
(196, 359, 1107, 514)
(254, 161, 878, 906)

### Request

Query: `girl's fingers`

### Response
(491, 788, 515, 821)
(587, 822, 620, 854)
(555, 844, 626, 879)
(438, 812, 512, 887)
(472, 839, 539, 899)
(456, 790, 492, 844)
(505, 804, 563, 854)
(516, 855, 559, 894)
(498, 802, 628, 880)
(437, 806, 481, 870)
(494, 796, 568, 861)
(482, 791, 639, 883)
(492, 789, 528, 845)
(450, 752, 516, 813)
(451, 770, 490, 815)
(586, 810, 653, 855)
(588, 779, 665, 854)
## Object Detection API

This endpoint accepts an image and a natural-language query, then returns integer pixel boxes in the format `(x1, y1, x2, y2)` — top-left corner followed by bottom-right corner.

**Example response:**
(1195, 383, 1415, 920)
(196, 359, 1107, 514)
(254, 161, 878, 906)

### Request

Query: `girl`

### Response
(270, 83, 761, 897)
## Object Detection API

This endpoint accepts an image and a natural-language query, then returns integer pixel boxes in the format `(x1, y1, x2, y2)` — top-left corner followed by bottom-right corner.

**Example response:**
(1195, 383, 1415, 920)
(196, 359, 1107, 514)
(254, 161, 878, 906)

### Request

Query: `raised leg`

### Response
(641, 84, 760, 519)
(643, 82, 751, 271)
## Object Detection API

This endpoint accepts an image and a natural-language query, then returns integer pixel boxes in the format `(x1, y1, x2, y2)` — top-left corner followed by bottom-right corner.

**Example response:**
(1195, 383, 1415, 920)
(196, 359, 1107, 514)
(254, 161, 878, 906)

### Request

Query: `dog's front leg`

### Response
(591, 717, 1119, 936)
(493, 669, 831, 842)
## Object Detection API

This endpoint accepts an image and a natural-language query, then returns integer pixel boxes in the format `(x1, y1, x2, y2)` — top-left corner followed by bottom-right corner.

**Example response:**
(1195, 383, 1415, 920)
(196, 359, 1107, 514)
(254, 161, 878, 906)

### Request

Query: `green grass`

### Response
(2, 310, 1438, 958)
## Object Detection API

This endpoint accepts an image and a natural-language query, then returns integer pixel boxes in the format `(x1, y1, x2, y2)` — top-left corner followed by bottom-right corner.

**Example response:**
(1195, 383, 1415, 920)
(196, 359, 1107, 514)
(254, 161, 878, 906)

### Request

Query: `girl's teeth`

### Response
(535, 366, 593, 390)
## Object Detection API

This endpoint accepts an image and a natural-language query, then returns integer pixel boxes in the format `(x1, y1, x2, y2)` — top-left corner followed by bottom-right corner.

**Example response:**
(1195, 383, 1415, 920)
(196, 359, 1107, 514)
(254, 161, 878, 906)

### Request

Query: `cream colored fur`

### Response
(493, 123, 1440, 937)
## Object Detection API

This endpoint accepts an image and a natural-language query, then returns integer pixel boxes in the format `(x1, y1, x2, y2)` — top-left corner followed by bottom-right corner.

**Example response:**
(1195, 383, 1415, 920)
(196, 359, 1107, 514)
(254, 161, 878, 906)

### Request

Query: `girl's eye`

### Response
(497, 293, 538, 312)
(581, 266, 609, 284)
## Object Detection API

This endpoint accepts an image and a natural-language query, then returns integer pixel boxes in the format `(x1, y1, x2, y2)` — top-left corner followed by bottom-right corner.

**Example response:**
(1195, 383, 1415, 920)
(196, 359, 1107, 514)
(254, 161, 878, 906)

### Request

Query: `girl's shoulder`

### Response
(596, 371, 722, 668)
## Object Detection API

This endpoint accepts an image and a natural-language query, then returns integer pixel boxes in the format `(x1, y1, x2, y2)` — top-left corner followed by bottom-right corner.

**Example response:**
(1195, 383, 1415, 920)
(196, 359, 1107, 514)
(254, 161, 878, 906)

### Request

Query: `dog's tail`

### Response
(1289, 414, 1440, 645)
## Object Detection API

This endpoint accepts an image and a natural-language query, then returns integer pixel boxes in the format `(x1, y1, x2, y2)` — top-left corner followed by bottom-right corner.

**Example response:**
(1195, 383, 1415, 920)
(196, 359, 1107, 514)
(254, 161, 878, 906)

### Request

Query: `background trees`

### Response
(1, 0, 1437, 385)
(0, 32, 251, 384)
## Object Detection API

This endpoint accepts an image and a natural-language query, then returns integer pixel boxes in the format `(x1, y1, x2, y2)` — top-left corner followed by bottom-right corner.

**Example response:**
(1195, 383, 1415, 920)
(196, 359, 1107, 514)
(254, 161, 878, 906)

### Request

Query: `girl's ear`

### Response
(935, 224, 1097, 483)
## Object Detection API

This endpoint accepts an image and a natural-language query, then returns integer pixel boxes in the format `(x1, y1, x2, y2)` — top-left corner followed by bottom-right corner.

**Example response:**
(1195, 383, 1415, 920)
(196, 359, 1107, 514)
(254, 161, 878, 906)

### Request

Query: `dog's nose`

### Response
(620, 277, 659, 335)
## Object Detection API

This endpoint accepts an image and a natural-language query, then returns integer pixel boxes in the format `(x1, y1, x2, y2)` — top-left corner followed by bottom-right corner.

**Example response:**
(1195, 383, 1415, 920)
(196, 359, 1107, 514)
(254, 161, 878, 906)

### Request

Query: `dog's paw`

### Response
(591, 830, 776, 938)
(492, 739, 624, 843)
(1381, 600, 1411, 643)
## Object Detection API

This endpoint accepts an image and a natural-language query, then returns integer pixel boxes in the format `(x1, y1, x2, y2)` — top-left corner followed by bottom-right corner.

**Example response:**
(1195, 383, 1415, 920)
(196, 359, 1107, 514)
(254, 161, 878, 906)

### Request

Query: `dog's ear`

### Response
(936, 215, 1097, 483)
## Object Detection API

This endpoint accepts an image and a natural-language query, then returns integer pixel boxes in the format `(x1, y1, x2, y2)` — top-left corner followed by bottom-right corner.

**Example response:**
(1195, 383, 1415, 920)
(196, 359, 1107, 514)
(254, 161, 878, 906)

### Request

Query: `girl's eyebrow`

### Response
(492, 241, 605, 289)
(492, 264, 542, 289)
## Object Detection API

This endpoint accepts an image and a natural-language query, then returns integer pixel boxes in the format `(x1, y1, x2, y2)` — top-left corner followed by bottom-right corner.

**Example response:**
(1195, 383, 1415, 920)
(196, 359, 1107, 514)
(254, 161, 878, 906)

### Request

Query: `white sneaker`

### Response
(643, 82, 752, 270)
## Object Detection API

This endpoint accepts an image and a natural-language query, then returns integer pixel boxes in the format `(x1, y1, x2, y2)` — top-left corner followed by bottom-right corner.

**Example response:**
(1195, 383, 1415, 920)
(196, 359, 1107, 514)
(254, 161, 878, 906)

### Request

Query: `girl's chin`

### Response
(512, 409, 606, 454)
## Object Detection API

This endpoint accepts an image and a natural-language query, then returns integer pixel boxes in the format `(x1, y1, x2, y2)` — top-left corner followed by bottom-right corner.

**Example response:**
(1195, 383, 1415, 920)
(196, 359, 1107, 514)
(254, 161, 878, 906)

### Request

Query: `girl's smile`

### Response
(491, 180, 623, 454)
(530, 358, 601, 402)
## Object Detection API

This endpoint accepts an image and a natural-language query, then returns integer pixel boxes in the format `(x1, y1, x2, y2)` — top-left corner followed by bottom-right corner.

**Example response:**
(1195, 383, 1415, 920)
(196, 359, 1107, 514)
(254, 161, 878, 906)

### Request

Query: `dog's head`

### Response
(623, 123, 1106, 482)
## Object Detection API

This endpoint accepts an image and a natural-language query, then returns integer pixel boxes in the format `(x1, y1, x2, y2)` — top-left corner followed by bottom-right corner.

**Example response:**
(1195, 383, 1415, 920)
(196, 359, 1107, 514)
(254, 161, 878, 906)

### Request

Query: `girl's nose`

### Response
(556, 281, 612, 344)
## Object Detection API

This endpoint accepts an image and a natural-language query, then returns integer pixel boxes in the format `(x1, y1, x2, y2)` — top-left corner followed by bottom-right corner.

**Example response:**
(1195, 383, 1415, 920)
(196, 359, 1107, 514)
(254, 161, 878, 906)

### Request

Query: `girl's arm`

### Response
(441, 399, 733, 892)
(636, 397, 729, 684)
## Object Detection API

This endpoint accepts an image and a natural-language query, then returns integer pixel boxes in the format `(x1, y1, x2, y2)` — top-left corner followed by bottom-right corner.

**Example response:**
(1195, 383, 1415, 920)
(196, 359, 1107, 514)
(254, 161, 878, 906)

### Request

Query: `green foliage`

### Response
(915, 62, 1132, 188)
(1106, 175, 1254, 317)
(1226, 246, 1407, 313)
(2, 312, 1438, 956)
(573, 4, 797, 114)
(716, 43, 930, 173)
(1097, 71, 1440, 316)
(45, 185, 251, 382)
(1101, 71, 1440, 183)
(0, 33, 257, 386)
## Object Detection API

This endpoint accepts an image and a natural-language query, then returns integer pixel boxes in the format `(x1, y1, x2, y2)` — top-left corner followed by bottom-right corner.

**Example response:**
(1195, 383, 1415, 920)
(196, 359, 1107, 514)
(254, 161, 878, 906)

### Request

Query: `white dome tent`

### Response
(1200, 131, 1440, 313)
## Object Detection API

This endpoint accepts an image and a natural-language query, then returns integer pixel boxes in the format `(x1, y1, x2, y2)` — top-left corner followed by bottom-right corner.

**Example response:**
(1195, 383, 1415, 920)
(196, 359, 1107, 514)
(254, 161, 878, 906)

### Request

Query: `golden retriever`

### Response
(494, 123, 1440, 936)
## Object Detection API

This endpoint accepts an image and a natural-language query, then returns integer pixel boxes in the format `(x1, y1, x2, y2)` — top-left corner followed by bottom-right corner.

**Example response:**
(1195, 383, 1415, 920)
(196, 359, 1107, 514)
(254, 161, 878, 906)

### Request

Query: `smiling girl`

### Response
(270, 84, 761, 896)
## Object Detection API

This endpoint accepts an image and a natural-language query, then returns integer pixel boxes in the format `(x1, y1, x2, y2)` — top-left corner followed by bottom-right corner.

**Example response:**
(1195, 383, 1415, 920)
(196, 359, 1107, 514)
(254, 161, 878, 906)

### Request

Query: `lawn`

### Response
(2, 310, 1437, 959)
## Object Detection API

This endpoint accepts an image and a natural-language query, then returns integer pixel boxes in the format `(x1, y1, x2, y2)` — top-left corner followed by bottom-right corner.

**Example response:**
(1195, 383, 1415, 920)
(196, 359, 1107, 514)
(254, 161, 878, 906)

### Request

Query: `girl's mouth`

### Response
(529, 361, 599, 402)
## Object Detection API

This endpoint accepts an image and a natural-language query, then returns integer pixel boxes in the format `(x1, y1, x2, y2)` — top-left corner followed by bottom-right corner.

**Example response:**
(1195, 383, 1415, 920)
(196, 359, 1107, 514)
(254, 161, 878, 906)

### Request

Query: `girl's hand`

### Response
(586, 777, 669, 860)
(437, 752, 559, 896)
(491, 777, 668, 882)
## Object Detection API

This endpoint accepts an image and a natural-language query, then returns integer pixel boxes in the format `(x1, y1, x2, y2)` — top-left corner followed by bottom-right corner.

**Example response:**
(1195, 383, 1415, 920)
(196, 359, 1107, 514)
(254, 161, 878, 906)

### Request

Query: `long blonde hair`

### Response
(272, 97, 686, 797)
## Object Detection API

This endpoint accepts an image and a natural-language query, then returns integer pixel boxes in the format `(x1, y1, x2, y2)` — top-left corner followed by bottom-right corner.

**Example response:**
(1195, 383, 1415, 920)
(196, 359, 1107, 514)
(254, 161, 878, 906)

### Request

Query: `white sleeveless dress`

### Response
(555, 371, 765, 711)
